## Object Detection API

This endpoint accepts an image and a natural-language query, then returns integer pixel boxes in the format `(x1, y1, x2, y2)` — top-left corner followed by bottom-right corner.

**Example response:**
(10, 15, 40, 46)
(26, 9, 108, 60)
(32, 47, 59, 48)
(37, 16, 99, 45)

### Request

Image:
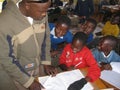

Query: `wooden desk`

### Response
(80, 68, 107, 89)
(80, 68, 119, 90)
(37, 67, 119, 90)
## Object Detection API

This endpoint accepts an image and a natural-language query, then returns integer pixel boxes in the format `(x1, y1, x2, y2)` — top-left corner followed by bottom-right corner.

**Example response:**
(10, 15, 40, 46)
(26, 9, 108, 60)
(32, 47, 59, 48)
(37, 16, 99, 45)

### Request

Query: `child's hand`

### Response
(100, 63, 112, 70)
(67, 66, 75, 71)
(103, 64, 112, 70)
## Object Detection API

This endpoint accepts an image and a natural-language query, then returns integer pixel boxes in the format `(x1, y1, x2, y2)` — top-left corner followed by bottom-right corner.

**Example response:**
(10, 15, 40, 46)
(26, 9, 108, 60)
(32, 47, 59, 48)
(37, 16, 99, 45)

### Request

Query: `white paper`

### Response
(39, 69, 93, 90)
(110, 62, 120, 74)
(100, 70, 120, 89)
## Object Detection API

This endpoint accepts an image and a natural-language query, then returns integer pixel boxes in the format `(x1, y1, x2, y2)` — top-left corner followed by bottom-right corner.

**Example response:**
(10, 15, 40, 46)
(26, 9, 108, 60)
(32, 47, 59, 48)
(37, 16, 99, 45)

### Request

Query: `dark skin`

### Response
(80, 21, 95, 35)
(50, 23, 69, 57)
(55, 23, 68, 37)
(19, 0, 57, 90)
(110, 16, 120, 25)
(59, 39, 92, 82)
(98, 39, 114, 70)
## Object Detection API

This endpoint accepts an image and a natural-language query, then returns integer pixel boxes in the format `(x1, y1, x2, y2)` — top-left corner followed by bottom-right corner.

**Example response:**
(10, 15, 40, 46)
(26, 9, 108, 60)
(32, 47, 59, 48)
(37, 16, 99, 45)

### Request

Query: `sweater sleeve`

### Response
(0, 33, 34, 88)
(66, 31, 73, 43)
(85, 50, 101, 82)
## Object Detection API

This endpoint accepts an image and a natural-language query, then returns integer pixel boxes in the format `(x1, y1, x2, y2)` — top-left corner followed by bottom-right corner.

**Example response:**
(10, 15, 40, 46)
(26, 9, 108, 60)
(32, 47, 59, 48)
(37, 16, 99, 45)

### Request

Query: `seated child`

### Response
(101, 13, 120, 37)
(59, 32, 100, 90)
(80, 18, 97, 43)
(64, 0, 75, 14)
(49, 15, 73, 57)
(92, 35, 120, 70)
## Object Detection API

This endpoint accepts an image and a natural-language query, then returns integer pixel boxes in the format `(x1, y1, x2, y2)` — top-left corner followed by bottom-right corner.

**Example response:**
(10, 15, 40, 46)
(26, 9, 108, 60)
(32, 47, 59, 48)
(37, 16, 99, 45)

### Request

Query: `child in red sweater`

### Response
(59, 32, 100, 90)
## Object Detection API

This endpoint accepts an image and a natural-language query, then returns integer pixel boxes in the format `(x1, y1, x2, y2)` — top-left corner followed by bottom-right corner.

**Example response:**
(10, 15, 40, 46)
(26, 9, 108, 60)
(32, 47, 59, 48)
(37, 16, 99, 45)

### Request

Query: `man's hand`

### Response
(29, 80, 42, 90)
(67, 78, 87, 90)
(44, 65, 57, 76)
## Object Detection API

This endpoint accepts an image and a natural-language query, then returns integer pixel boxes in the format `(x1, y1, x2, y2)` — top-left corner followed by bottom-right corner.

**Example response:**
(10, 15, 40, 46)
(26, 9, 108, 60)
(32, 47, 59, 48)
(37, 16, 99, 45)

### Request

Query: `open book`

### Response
(100, 62, 120, 89)
(38, 69, 93, 90)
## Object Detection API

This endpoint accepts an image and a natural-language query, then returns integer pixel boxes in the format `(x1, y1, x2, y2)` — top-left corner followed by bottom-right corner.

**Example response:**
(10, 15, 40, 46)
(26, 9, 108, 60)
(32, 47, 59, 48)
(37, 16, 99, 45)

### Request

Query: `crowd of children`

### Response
(47, 10, 120, 88)
(0, 0, 120, 90)
(49, 14, 120, 89)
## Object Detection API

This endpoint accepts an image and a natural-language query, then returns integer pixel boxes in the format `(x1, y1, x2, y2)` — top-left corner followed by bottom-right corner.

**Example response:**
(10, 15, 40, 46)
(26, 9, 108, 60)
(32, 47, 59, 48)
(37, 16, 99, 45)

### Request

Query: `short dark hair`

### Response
(72, 32, 88, 45)
(86, 18, 97, 29)
(100, 35, 118, 48)
(56, 15, 71, 26)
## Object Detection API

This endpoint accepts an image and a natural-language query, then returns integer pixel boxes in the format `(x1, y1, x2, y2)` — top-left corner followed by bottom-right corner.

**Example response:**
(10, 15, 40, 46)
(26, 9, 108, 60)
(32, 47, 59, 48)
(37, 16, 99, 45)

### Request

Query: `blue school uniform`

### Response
(49, 23, 73, 49)
(87, 33, 93, 43)
(92, 48, 120, 63)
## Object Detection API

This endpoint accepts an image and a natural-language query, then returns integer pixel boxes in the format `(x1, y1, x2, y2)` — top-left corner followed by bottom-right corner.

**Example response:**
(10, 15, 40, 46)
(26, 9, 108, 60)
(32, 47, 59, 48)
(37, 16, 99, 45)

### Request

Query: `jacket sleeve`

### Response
(0, 33, 34, 88)
(41, 15, 51, 65)
(85, 51, 100, 82)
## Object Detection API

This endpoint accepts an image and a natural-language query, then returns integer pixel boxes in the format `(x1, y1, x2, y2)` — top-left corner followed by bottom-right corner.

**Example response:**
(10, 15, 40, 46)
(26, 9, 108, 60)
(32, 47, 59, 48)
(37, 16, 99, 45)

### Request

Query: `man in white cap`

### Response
(0, 0, 57, 90)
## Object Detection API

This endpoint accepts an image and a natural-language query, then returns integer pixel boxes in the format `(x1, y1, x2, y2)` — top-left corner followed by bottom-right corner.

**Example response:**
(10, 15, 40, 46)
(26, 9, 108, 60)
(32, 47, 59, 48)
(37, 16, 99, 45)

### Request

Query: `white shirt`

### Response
(50, 27, 63, 39)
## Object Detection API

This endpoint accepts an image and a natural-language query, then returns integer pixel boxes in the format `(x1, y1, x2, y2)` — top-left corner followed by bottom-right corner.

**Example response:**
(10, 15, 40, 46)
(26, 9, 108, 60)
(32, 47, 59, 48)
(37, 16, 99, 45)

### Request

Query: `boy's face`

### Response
(80, 21, 95, 35)
(25, 0, 51, 20)
(55, 23, 68, 37)
(110, 16, 120, 25)
(99, 39, 113, 55)
(71, 39, 84, 53)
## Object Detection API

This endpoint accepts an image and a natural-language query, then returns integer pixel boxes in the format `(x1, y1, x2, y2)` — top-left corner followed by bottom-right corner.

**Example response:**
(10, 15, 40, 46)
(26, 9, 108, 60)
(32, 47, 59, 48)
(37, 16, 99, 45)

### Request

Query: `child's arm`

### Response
(86, 51, 101, 82)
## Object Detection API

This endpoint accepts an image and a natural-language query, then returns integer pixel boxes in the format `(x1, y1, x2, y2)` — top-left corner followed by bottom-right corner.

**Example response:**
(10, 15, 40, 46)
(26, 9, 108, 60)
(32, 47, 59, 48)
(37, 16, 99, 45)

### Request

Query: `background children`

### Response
(80, 18, 97, 43)
(92, 35, 120, 70)
(59, 32, 100, 89)
(101, 13, 120, 37)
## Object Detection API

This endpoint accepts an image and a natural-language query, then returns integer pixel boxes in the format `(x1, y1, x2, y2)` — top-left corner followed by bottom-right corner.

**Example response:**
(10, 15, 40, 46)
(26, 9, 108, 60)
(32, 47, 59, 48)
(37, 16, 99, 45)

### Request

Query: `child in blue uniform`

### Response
(92, 35, 120, 70)
(49, 15, 73, 66)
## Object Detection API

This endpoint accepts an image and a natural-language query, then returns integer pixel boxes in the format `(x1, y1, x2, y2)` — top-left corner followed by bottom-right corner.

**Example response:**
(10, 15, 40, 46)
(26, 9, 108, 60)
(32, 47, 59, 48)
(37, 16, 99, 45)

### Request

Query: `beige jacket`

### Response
(0, 0, 51, 88)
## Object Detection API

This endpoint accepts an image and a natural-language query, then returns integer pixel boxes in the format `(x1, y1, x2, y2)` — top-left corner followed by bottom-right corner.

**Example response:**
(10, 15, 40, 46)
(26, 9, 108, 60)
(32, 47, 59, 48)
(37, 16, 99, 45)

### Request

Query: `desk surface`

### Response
(80, 68, 119, 90)
(37, 68, 118, 90)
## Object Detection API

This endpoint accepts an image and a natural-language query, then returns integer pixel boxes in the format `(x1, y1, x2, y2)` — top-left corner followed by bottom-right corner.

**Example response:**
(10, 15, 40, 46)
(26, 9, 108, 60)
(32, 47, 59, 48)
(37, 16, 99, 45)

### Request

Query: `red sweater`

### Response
(60, 44, 100, 82)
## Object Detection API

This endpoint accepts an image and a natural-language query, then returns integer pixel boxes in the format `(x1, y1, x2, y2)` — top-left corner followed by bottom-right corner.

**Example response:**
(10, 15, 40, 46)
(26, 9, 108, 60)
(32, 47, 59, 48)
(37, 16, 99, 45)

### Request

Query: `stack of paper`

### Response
(100, 62, 120, 89)
(39, 69, 93, 90)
